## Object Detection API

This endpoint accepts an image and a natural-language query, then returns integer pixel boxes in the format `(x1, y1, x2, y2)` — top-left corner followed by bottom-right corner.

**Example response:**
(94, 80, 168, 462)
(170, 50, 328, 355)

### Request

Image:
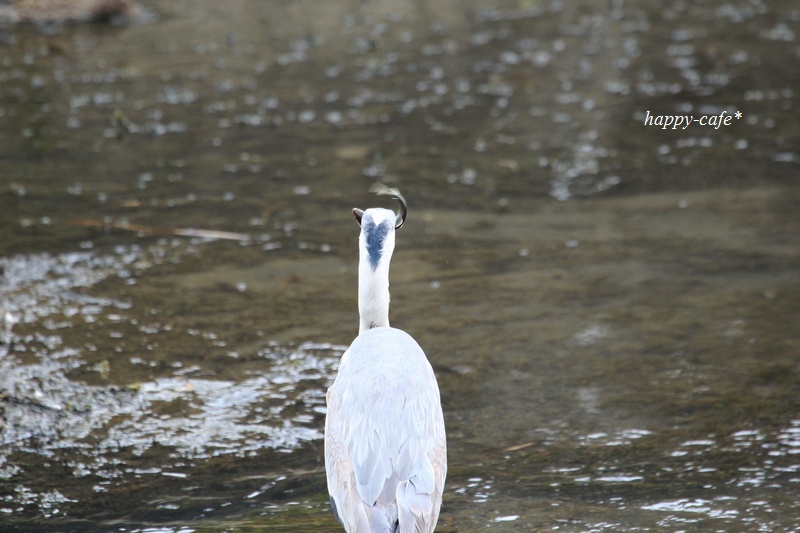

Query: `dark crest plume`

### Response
(353, 183, 407, 229)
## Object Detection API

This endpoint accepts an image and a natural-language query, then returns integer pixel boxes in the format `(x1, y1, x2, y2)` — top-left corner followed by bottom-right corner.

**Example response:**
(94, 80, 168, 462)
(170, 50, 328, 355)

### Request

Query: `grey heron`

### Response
(325, 186, 447, 532)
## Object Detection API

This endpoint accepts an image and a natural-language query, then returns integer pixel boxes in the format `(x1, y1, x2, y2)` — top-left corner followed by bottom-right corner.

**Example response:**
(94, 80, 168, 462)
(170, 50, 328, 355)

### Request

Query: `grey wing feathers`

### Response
(353, 426, 392, 504)
(325, 327, 446, 532)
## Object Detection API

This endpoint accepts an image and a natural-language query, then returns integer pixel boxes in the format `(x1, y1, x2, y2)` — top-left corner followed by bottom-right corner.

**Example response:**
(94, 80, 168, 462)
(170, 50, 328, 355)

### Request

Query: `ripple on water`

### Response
(97, 342, 342, 460)
(2, 252, 125, 313)
(642, 497, 740, 520)
(632, 420, 800, 530)
(451, 476, 496, 504)
(0, 248, 346, 514)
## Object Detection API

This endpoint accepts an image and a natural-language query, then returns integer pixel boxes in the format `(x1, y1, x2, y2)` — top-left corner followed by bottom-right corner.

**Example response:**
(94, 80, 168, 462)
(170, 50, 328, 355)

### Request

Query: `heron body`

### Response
(325, 202, 447, 533)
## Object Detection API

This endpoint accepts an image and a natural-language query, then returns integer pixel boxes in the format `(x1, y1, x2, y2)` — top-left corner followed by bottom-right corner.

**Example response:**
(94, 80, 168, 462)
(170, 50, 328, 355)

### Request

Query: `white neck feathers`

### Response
(357, 208, 396, 334)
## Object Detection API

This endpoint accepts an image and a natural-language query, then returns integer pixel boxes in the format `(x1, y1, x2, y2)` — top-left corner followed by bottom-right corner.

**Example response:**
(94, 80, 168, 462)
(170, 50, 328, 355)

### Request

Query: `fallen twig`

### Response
(503, 441, 537, 452)
(66, 218, 251, 242)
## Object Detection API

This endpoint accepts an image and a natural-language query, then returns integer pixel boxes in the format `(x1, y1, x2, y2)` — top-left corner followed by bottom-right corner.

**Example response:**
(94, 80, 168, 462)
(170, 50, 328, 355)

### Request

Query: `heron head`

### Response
(353, 208, 396, 271)
(352, 186, 408, 271)
(352, 185, 407, 230)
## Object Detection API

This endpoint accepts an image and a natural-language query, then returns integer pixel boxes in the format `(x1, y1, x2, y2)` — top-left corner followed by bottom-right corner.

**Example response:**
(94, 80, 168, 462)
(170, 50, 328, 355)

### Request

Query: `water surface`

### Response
(1, 0, 798, 531)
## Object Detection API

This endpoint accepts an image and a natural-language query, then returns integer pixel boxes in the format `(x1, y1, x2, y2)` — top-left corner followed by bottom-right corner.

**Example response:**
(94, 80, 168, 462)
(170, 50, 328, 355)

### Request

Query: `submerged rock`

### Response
(0, 0, 144, 24)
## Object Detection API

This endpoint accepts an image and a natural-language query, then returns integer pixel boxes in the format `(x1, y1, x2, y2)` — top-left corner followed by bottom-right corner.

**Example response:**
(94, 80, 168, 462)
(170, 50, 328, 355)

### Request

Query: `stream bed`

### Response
(1, 0, 798, 531)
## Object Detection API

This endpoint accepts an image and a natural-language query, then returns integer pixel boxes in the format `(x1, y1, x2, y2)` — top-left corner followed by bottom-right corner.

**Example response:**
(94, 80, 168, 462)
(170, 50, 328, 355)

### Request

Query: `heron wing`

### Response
(325, 328, 447, 532)
(326, 379, 374, 531)
(352, 424, 393, 504)
(396, 409, 447, 533)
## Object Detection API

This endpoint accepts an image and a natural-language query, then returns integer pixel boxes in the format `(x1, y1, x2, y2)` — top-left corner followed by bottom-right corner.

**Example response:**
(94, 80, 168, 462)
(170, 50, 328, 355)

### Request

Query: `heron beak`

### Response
(353, 208, 364, 226)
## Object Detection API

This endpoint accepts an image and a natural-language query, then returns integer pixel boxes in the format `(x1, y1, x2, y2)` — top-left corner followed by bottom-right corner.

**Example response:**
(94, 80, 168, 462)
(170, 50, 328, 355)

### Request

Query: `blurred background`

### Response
(0, 0, 798, 531)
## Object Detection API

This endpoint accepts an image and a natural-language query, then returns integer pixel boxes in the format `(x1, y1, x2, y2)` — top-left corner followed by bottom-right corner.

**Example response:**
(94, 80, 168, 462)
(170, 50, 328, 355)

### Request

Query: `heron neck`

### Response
(358, 258, 391, 334)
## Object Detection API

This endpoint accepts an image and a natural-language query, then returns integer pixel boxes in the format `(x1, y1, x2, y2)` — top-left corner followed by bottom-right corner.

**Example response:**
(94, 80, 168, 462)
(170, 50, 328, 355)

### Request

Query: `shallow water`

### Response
(1, 0, 799, 531)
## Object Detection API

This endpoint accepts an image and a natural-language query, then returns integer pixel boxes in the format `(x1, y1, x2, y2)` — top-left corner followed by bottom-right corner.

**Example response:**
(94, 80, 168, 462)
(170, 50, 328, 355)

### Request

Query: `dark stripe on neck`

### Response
(364, 221, 389, 271)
